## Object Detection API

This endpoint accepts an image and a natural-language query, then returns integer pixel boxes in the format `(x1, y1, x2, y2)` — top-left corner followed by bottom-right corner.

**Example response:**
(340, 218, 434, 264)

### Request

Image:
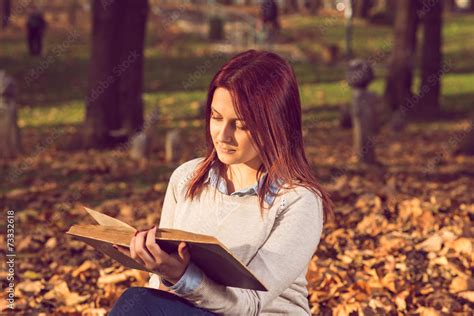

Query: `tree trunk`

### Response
(68, 0, 79, 26)
(0, 72, 21, 158)
(82, 0, 148, 149)
(384, 0, 420, 116)
(306, 0, 322, 15)
(353, 0, 372, 18)
(117, 0, 147, 134)
(417, 0, 443, 115)
(1, 0, 11, 28)
(455, 113, 474, 155)
(283, 0, 299, 13)
(444, 0, 455, 11)
(83, 0, 122, 148)
(370, 0, 396, 25)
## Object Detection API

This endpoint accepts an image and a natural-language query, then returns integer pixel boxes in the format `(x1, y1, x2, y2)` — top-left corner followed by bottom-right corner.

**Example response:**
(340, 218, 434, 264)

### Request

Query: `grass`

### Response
(0, 11, 473, 129)
(18, 71, 474, 128)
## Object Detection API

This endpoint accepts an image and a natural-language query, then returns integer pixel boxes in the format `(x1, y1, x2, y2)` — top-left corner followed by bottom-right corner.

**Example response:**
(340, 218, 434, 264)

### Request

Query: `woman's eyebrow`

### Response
(211, 107, 243, 121)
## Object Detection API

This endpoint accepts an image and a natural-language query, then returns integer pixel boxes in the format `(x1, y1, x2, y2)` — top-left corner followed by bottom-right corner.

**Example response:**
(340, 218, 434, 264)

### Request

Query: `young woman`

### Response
(110, 49, 333, 315)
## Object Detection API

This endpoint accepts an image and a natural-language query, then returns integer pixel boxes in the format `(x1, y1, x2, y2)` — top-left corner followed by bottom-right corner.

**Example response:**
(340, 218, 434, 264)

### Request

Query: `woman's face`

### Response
(210, 87, 261, 167)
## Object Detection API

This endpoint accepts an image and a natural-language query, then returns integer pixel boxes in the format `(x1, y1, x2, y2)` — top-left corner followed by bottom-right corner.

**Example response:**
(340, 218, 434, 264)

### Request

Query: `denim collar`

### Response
(204, 165, 281, 206)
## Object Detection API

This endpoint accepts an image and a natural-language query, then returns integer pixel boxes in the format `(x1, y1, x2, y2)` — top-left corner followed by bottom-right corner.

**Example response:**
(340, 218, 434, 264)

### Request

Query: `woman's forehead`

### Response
(211, 88, 240, 118)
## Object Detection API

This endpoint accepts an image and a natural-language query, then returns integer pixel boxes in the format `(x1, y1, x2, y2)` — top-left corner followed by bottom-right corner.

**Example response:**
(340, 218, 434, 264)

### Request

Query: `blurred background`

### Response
(0, 0, 473, 314)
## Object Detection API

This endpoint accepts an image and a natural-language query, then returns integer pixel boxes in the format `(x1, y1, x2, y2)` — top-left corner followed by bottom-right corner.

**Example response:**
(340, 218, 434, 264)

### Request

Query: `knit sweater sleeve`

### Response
(158, 158, 204, 229)
(173, 188, 324, 315)
(148, 158, 204, 289)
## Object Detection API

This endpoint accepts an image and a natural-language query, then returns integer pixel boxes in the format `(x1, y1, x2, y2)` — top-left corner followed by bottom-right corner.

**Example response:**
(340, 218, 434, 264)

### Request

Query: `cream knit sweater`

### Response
(149, 158, 324, 315)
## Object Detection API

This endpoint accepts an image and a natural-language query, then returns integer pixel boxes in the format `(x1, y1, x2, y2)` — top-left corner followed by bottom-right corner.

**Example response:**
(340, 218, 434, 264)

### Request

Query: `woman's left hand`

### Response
(114, 226, 191, 284)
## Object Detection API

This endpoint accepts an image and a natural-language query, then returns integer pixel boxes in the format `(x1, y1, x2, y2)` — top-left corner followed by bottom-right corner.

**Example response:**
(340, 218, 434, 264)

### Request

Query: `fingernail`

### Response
(151, 225, 156, 230)
(134, 231, 139, 236)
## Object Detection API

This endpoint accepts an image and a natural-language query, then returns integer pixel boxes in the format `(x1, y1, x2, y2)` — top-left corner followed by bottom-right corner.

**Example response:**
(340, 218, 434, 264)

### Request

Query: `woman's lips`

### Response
(218, 146, 236, 154)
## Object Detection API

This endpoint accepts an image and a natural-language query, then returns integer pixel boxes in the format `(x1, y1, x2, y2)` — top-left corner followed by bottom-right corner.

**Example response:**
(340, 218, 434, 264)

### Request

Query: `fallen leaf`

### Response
(16, 281, 44, 295)
(457, 291, 474, 303)
(449, 276, 471, 293)
(72, 260, 95, 277)
(416, 234, 443, 252)
(447, 237, 472, 256)
(45, 237, 58, 249)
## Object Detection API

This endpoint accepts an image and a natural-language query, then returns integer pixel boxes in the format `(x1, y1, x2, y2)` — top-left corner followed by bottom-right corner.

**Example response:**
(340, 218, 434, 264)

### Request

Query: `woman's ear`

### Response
(177, 242, 190, 263)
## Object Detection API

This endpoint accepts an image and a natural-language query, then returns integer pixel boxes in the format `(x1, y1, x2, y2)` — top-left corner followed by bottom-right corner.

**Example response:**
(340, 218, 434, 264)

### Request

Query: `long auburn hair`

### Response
(186, 50, 334, 222)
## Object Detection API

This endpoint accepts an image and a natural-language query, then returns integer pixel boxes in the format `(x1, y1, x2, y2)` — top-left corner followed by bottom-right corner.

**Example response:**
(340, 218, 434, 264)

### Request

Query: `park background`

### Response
(0, 0, 473, 315)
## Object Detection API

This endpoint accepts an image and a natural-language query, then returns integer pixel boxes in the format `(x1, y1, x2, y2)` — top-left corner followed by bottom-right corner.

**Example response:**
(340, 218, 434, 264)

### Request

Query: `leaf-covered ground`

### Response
(1, 3, 474, 315)
(1, 117, 473, 315)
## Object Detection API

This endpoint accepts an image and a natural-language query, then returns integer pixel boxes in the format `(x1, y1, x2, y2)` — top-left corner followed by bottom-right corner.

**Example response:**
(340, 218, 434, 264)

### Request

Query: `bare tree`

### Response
(283, 0, 299, 13)
(444, 0, 456, 11)
(384, 0, 420, 124)
(82, 0, 148, 148)
(305, 0, 322, 15)
(417, 0, 443, 115)
(353, 0, 372, 18)
(1, 0, 11, 29)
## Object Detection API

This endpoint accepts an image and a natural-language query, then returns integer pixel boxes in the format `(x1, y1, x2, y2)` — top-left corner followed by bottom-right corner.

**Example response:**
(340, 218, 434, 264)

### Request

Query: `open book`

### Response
(66, 206, 267, 291)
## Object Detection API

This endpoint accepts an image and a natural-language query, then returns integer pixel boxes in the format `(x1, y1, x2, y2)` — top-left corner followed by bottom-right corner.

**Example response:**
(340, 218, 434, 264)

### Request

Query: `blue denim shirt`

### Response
(204, 164, 280, 206)
(162, 164, 281, 293)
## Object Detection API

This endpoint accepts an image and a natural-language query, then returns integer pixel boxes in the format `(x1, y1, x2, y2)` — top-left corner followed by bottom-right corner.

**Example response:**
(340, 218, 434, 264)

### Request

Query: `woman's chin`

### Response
(217, 153, 239, 164)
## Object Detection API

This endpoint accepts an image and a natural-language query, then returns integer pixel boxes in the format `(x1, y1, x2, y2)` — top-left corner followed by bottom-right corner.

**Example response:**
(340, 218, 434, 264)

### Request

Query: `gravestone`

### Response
(209, 15, 224, 41)
(321, 44, 339, 65)
(129, 107, 160, 160)
(0, 71, 21, 158)
(346, 59, 381, 165)
(165, 129, 182, 163)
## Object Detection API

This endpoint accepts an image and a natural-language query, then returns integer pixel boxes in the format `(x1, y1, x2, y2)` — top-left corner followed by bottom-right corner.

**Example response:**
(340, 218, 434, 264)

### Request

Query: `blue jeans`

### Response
(109, 287, 216, 316)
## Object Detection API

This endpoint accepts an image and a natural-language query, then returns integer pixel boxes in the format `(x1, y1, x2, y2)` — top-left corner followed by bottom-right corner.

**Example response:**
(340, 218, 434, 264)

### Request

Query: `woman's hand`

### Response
(114, 226, 190, 284)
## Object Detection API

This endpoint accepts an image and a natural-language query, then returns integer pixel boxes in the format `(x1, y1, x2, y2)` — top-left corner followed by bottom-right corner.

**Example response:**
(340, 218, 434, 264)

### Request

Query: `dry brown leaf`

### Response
(379, 234, 410, 253)
(395, 290, 410, 311)
(355, 193, 382, 212)
(16, 236, 34, 252)
(449, 276, 472, 293)
(399, 198, 424, 222)
(81, 308, 108, 316)
(16, 281, 44, 296)
(43, 280, 90, 306)
(355, 213, 388, 237)
(71, 260, 96, 278)
(380, 272, 397, 293)
(45, 237, 58, 249)
(416, 234, 443, 252)
(447, 237, 472, 256)
(417, 210, 436, 232)
(119, 204, 134, 219)
(416, 306, 440, 316)
(64, 292, 90, 306)
(5, 188, 30, 199)
(43, 281, 70, 300)
(333, 302, 362, 316)
(457, 291, 474, 303)
(430, 255, 448, 267)
(97, 270, 137, 286)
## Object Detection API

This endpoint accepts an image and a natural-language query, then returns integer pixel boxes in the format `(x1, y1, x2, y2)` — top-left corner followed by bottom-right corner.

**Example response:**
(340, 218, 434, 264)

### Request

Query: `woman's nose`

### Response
(216, 123, 233, 143)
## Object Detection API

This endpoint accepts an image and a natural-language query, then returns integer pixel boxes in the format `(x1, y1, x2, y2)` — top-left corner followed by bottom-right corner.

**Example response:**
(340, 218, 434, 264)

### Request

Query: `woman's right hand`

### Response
(114, 226, 191, 285)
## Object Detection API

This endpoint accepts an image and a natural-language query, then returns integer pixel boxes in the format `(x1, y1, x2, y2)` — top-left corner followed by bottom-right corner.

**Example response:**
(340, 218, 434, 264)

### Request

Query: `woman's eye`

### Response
(236, 124, 247, 130)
